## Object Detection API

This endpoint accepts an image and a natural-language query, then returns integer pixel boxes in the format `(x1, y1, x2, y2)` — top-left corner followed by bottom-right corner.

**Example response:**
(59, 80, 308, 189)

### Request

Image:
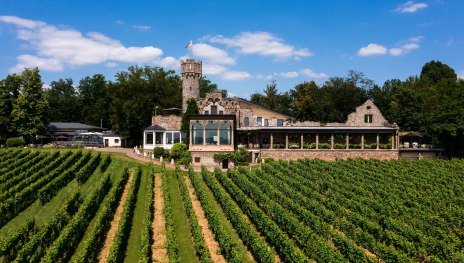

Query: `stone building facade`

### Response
(145, 58, 400, 167)
(181, 59, 201, 113)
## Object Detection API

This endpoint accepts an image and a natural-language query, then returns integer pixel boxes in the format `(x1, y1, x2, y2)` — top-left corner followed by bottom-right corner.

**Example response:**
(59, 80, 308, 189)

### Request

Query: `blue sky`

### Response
(0, 0, 463, 98)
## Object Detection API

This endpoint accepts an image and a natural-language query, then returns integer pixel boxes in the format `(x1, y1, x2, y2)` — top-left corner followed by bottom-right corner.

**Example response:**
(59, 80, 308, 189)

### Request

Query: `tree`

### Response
(290, 81, 319, 121)
(10, 68, 49, 142)
(181, 98, 199, 144)
(0, 74, 21, 139)
(200, 78, 218, 98)
(46, 78, 80, 122)
(263, 80, 280, 111)
(77, 74, 110, 128)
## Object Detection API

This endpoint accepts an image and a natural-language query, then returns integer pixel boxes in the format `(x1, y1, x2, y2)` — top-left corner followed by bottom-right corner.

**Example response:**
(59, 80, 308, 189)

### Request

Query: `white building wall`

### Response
(103, 136, 122, 147)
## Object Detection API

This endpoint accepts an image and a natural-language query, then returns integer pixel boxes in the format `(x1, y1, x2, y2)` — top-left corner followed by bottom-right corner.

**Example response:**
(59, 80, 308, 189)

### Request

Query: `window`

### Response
(155, 132, 164, 144)
(165, 132, 173, 144)
(219, 123, 231, 145)
(219, 111, 223, 115)
(367, 105, 372, 110)
(364, 114, 373, 123)
(257, 117, 262, 126)
(181, 132, 187, 143)
(115, 139, 119, 143)
(243, 117, 249, 126)
(192, 123, 204, 145)
(205, 122, 218, 145)
(145, 132, 153, 144)
(204, 110, 209, 115)
(194, 157, 201, 163)
(277, 119, 284, 126)
(264, 119, 269, 126)
(211, 105, 218, 114)
(173, 132, 181, 143)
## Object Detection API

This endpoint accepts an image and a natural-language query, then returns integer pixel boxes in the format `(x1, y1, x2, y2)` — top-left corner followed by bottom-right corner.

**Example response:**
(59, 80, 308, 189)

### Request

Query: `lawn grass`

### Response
(165, 168, 200, 263)
(191, 172, 252, 262)
(124, 164, 151, 262)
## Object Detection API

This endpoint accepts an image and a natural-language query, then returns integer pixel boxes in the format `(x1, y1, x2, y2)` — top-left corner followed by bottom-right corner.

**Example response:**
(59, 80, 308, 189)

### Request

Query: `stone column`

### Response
(217, 126, 220, 145)
(316, 133, 319, 150)
(346, 133, 349, 150)
(203, 127, 206, 145)
(300, 133, 304, 149)
(391, 134, 395, 150)
(361, 134, 364, 149)
(376, 133, 379, 150)
(331, 133, 334, 150)
(285, 133, 288, 149)
(270, 133, 274, 149)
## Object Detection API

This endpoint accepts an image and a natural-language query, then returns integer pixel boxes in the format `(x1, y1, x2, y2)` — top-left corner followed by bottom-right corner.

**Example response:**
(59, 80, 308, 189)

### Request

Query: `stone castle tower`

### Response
(180, 59, 202, 113)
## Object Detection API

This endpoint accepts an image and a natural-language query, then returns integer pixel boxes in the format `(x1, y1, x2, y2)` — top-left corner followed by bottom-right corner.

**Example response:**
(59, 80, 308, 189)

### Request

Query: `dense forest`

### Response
(0, 61, 463, 155)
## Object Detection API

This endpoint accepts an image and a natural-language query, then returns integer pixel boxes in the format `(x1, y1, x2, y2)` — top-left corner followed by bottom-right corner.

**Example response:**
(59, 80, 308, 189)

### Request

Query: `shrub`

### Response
(6, 137, 25, 147)
(233, 146, 249, 166)
(153, 146, 166, 158)
(178, 151, 192, 167)
(170, 143, 187, 160)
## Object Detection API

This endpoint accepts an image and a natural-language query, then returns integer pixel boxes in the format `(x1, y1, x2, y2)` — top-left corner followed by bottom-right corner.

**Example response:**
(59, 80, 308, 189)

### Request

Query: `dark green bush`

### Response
(153, 146, 166, 158)
(6, 137, 25, 147)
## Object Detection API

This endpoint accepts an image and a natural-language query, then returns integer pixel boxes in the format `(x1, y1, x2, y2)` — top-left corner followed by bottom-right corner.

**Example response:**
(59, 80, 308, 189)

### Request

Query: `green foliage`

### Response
(161, 164, 180, 263)
(138, 168, 154, 263)
(76, 152, 101, 185)
(0, 219, 35, 261)
(100, 154, 112, 172)
(10, 68, 49, 141)
(107, 167, 141, 263)
(71, 168, 129, 263)
(176, 166, 212, 262)
(153, 146, 167, 158)
(181, 98, 199, 133)
(170, 143, 191, 166)
(0, 74, 21, 139)
(233, 146, 249, 165)
(6, 137, 25, 147)
(46, 78, 80, 122)
(213, 153, 233, 163)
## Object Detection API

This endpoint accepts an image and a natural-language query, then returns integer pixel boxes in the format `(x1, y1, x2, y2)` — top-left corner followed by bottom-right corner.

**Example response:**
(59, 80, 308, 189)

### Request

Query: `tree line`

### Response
(1, 61, 463, 156)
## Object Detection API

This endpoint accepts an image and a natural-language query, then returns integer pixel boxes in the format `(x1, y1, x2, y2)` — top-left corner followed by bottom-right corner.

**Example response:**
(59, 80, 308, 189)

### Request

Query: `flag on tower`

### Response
(185, 40, 193, 48)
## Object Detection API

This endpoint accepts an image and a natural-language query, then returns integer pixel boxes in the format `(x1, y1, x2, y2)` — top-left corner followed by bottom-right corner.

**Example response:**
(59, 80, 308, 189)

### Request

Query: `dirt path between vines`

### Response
(98, 170, 134, 263)
(185, 176, 227, 263)
(152, 173, 168, 263)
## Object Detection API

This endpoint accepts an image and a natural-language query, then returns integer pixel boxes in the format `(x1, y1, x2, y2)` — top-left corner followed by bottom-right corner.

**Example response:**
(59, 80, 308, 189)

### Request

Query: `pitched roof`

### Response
(144, 124, 166, 131)
(48, 122, 106, 131)
(236, 97, 291, 119)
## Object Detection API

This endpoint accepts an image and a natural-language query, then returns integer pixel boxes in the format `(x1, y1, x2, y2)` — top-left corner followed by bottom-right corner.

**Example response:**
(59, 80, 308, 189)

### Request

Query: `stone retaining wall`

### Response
(260, 149, 399, 161)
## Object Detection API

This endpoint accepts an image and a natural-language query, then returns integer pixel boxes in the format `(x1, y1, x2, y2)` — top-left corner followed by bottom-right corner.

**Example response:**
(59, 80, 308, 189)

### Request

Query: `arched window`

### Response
(205, 122, 218, 145)
(192, 123, 204, 145)
(220, 123, 231, 145)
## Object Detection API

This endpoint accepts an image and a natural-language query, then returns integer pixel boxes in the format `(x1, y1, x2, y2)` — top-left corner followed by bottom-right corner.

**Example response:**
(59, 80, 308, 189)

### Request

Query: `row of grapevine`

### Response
(70, 168, 129, 263)
(0, 219, 35, 261)
(0, 151, 83, 226)
(107, 167, 141, 263)
(138, 166, 154, 263)
(161, 164, 180, 263)
(38, 151, 93, 204)
(0, 151, 59, 192)
(76, 152, 102, 184)
(194, 167, 275, 263)
(14, 191, 81, 263)
(0, 149, 21, 164)
(41, 174, 111, 262)
(0, 151, 72, 203)
(208, 168, 308, 262)
(175, 166, 212, 263)
(0, 150, 31, 175)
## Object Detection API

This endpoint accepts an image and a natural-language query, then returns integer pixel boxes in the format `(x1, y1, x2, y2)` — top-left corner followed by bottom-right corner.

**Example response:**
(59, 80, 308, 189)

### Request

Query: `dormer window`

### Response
(364, 114, 373, 123)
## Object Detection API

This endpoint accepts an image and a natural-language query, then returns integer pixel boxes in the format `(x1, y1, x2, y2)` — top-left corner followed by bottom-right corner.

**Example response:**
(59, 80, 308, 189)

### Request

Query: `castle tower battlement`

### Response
(181, 59, 202, 112)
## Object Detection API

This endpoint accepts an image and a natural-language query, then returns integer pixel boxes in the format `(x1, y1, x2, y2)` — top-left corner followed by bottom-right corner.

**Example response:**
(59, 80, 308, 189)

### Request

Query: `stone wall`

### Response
(190, 151, 225, 167)
(261, 149, 399, 161)
(152, 115, 181, 130)
(346, 100, 389, 127)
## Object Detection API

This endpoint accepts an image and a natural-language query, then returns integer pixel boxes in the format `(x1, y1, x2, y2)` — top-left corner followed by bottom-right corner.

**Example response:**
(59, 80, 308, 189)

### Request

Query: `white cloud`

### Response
(264, 75, 275, 81)
(190, 43, 235, 65)
(132, 25, 151, 31)
(300, 69, 327, 79)
(208, 31, 313, 59)
(221, 70, 252, 80)
(202, 64, 227, 75)
(42, 83, 51, 90)
(389, 43, 420, 56)
(279, 71, 299, 78)
(155, 56, 178, 69)
(458, 71, 464, 80)
(395, 1, 428, 13)
(0, 16, 167, 73)
(357, 43, 388, 57)
(105, 62, 118, 68)
(409, 35, 424, 42)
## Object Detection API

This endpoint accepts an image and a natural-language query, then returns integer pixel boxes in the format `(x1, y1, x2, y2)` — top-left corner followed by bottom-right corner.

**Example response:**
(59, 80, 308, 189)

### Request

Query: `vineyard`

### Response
(1, 148, 463, 262)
